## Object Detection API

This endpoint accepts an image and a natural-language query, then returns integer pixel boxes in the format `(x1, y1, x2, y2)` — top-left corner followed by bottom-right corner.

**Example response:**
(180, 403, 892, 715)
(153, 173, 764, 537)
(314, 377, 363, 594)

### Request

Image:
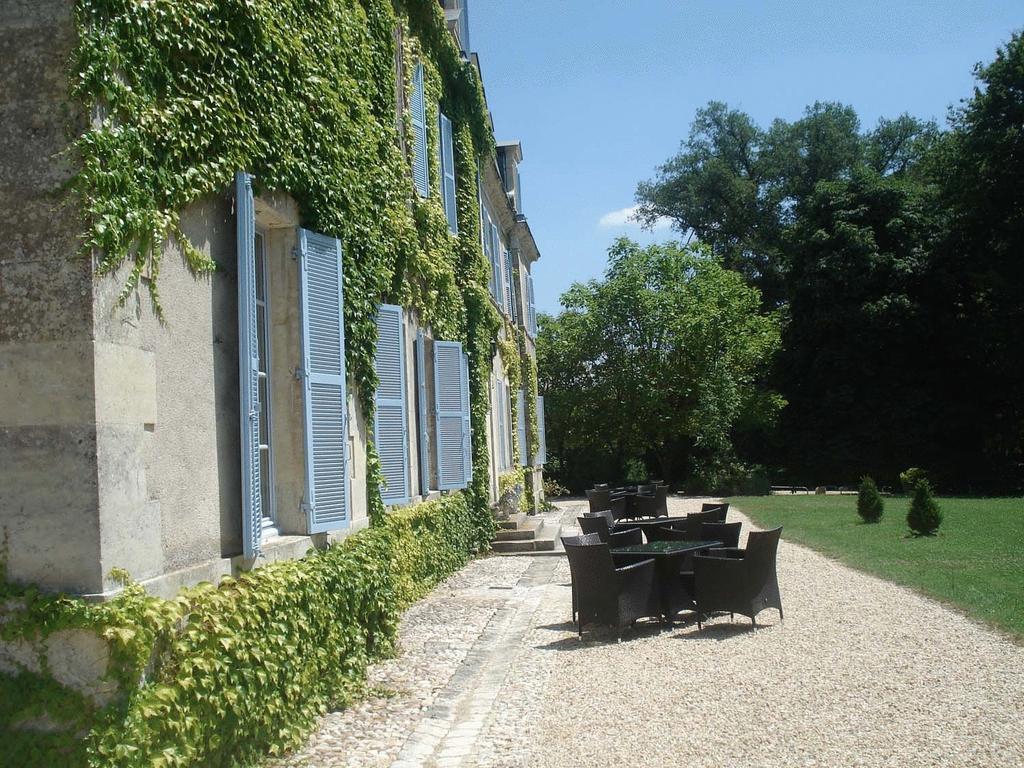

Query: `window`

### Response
(434, 341, 472, 490)
(504, 249, 517, 323)
(439, 112, 458, 235)
(297, 228, 351, 533)
(374, 304, 411, 505)
(411, 63, 429, 197)
(237, 172, 263, 558)
(517, 388, 527, 467)
(415, 331, 434, 495)
(536, 394, 547, 465)
(254, 230, 276, 531)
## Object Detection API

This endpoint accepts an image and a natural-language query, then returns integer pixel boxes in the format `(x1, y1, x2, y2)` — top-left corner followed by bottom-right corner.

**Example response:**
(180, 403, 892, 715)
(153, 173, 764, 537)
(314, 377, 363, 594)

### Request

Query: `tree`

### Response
(776, 168, 947, 483)
(857, 476, 884, 523)
(907, 479, 942, 536)
(537, 239, 782, 491)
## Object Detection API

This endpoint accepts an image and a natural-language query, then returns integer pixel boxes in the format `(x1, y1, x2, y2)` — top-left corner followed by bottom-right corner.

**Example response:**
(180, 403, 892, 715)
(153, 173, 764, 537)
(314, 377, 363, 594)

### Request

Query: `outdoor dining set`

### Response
(561, 483, 784, 639)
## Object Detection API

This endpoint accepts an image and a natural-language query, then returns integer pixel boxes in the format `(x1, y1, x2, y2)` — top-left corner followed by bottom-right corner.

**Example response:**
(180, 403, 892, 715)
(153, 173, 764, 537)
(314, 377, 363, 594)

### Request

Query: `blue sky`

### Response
(470, 0, 1022, 314)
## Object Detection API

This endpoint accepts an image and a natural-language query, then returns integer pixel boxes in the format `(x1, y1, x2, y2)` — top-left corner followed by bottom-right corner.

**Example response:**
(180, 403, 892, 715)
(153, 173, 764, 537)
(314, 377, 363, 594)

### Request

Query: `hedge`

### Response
(0, 493, 484, 767)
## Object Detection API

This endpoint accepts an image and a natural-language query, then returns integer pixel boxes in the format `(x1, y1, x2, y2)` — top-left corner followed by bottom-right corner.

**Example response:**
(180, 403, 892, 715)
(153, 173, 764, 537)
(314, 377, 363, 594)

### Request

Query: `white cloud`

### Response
(598, 205, 672, 231)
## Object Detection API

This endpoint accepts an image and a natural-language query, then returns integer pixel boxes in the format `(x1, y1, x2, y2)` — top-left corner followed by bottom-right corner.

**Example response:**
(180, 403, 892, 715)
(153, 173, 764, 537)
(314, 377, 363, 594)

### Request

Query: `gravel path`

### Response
(276, 498, 1024, 768)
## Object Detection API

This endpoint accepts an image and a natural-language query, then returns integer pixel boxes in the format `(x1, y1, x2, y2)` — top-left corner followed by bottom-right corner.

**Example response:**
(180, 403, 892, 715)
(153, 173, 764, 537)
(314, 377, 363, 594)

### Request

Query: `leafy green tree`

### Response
(776, 168, 946, 483)
(857, 476, 884, 523)
(537, 239, 782, 490)
(907, 479, 943, 536)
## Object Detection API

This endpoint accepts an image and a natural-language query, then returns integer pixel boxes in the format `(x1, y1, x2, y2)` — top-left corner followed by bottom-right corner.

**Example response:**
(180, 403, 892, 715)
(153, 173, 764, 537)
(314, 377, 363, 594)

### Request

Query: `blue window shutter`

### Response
(502, 381, 509, 470)
(527, 274, 537, 336)
(517, 389, 527, 467)
(411, 63, 429, 198)
(536, 395, 547, 465)
(491, 224, 502, 306)
(415, 331, 431, 495)
(439, 112, 458, 235)
(434, 341, 467, 490)
(298, 228, 350, 533)
(504, 250, 517, 323)
(236, 171, 262, 559)
(482, 206, 495, 298)
(374, 304, 410, 505)
(495, 380, 505, 470)
(461, 349, 473, 484)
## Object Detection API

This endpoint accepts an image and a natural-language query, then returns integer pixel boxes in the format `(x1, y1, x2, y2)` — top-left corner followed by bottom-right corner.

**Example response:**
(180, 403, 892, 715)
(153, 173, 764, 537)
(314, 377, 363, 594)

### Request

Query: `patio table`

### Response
(611, 540, 722, 620)
(612, 515, 688, 529)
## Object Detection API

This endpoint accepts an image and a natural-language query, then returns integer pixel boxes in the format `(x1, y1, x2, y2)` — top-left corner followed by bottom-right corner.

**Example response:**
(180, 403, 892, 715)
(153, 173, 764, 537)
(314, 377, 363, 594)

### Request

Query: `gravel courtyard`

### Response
(277, 498, 1024, 768)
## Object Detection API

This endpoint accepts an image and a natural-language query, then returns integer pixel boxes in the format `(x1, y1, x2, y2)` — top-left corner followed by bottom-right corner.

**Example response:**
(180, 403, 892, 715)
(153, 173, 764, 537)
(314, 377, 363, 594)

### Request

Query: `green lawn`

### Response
(727, 495, 1024, 640)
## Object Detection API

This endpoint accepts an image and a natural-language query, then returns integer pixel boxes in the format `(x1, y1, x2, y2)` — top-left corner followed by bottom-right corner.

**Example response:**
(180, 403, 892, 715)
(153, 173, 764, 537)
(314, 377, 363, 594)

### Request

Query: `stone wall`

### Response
(0, 1, 104, 594)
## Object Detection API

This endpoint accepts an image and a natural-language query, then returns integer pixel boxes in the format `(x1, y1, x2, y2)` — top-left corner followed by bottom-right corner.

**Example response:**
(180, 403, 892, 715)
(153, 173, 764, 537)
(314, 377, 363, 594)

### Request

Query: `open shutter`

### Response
(536, 394, 547, 465)
(298, 228, 350, 533)
(491, 224, 503, 308)
(411, 63, 429, 197)
(435, 341, 468, 490)
(527, 274, 537, 336)
(482, 205, 495, 298)
(495, 380, 506, 470)
(374, 304, 410, 505)
(517, 389, 527, 467)
(461, 350, 473, 484)
(504, 250, 517, 323)
(415, 332, 431, 495)
(439, 112, 458, 235)
(236, 172, 262, 559)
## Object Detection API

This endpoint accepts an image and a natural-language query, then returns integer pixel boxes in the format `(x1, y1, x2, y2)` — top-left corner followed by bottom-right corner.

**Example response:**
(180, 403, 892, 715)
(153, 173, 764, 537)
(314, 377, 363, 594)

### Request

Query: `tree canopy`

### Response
(548, 30, 1024, 493)
(537, 239, 781, 491)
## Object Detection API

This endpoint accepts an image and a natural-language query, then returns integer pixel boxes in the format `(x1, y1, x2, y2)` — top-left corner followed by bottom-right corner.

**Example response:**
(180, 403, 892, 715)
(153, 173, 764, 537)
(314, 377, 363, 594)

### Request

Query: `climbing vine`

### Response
(1, 495, 482, 767)
(68, 0, 504, 516)
(0, 0, 535, 764)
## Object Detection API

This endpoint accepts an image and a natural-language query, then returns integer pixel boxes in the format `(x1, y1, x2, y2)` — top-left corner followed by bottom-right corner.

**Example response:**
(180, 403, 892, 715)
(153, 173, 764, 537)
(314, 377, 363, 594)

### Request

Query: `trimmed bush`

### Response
(1, 493, 485, 767)
(899, 467, 929, 495)
(907, 480, 943, 535)
(857, 476, 884, 523)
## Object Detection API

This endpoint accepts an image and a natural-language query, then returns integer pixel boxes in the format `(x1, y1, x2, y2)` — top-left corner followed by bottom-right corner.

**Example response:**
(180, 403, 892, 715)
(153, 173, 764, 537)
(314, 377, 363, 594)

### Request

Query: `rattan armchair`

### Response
(562, 533, 662, 638)
(578, 513, 642, 548)
(692, 527, 784, 629)
(701, 502, 730, 522)
(633, 485, 668, 518)
(680, 509, 719, 539)
(699, 521, 742, 549)
(586, 488, 612, 514)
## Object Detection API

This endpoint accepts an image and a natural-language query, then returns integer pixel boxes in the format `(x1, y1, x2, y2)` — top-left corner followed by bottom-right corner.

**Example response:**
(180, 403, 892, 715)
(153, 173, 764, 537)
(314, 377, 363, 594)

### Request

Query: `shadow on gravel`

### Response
(671, 619, 774, 641)
(533, 621, 667, 651)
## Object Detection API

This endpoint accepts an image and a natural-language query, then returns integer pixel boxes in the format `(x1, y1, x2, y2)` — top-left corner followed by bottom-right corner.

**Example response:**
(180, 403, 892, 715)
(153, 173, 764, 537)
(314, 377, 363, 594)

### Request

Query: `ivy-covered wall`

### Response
(0, 494, 482, 767)
(0, 0, 545, 763)
(65, 0, 536, 530)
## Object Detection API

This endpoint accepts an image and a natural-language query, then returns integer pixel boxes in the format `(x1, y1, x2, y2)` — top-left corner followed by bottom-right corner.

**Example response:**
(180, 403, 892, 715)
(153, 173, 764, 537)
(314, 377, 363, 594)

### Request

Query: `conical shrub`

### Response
(907, 479, 942, 535)
(857, 476, 884, 523)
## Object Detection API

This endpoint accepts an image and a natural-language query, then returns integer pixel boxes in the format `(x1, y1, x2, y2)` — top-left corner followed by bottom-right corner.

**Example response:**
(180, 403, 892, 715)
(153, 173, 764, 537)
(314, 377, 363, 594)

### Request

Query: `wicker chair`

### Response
(578, 513, 642, 548)
(562, 533, 662, 638)
(643, 522, 688, 543)
(692, 527, 784, 629)
(633, 485, 668, 519)
(699, 521, 742, 549)
(680, 509, 719, 539)
(701, 502, 730, 522)
(586, 488, 612, 514)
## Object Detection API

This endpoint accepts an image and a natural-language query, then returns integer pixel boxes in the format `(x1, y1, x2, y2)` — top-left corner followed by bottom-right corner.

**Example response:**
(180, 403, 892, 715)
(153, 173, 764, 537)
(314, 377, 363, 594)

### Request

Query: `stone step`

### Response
(493, 516, 544, 542)
(496, 512, 527, 531)
(491, 521, 562, 553)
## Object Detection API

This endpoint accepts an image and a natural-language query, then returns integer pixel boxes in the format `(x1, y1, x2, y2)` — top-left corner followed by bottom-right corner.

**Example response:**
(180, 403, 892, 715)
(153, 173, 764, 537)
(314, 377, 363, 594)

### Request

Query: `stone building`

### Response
(0, 0, 546, 599)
